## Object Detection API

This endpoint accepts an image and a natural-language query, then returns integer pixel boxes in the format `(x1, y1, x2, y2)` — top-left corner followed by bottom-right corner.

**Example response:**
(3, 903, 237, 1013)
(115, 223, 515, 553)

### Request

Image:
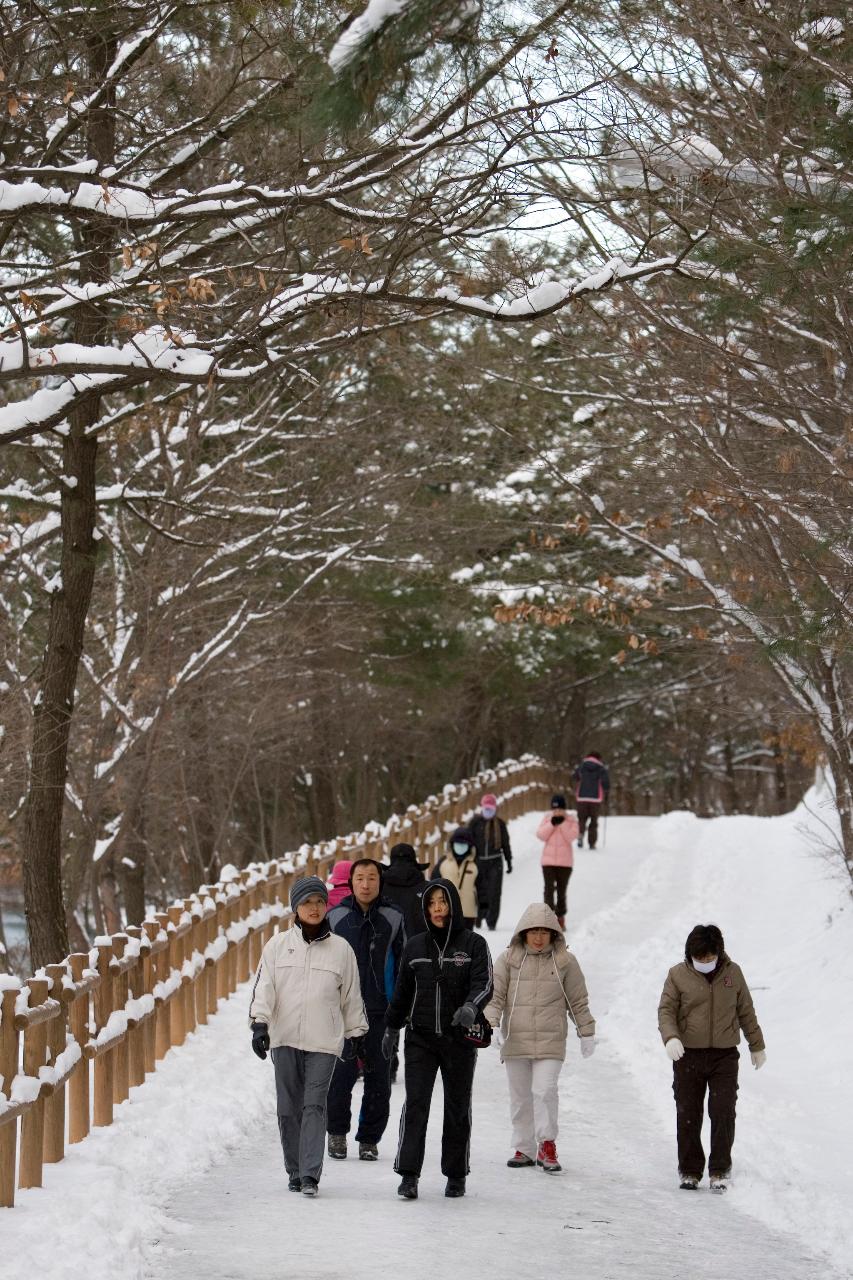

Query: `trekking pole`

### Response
(602, 804, 608, 849)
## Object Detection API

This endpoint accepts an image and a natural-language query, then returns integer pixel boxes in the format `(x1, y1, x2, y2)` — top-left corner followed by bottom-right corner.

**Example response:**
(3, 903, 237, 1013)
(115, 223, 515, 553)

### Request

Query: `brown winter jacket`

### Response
(658, 955, 765, 1052)
(484, 903, 595, 1060)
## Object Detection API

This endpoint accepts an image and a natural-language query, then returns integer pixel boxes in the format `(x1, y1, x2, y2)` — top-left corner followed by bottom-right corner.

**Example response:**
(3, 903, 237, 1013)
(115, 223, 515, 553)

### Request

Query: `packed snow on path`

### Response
(3, 794, 852, 1280)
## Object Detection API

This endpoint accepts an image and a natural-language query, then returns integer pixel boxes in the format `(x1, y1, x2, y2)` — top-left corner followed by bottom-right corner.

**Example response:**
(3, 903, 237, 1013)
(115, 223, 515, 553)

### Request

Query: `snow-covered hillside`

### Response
(4, 799, 851, 1280)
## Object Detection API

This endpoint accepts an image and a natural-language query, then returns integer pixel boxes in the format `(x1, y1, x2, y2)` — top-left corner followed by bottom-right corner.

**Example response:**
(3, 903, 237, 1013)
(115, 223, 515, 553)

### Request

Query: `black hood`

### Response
(383, 861, 426, 889)
(420, 878, 465, 936)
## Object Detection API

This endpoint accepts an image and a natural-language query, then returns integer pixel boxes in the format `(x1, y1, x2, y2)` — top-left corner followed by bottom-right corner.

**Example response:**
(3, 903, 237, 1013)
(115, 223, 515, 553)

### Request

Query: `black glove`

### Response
(251, 1022, 270, 1060)
(551, 815, 565, 826)
(345, 1034, 367, 1061)
(381, 1028, 399, 1060)
(451, 1002, 478, 1030)
(505, 860, 513, 874)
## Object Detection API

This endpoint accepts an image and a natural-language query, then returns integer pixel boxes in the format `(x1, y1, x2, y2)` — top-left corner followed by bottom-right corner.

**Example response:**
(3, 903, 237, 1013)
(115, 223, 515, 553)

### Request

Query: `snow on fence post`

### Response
(67, 954, 92, 1145)
(0, 986, 21, 1207)
(124, 927, 147, 1088)
(18, 977, 50, 1190)
(203, 896, 218, 1018)
(43, 964, 68, 1165)
(111, 935, 130, 1106)
(166, 907, 186, 1048)
(180, 902, 197, 1039)
(93, 941, 116, 1129)
(153, 914, 172, 1062)
(236, 878, 251, 986)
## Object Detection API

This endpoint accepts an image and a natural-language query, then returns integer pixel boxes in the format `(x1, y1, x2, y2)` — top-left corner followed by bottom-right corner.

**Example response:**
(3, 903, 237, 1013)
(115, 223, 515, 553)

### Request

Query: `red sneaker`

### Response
(537, 1140, 562, 1173)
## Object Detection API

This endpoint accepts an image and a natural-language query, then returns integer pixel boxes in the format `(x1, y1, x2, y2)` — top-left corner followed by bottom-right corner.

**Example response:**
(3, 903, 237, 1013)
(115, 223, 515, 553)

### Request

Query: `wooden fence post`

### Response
(124, 927, 147, 1089)
(67, 955, 90, 1145)
(141, 922, 158, 1075)
(0, 987, 20, 1207)
(180, 902, 197, 1039)
(42, 964, 67, 1165)
(18, 978, 49, 1189)
(153, 914, 171, 1062)
(93, 941, 115, 1128)
(167, 907, 186, 1049)
(111, 936, 130, 1106)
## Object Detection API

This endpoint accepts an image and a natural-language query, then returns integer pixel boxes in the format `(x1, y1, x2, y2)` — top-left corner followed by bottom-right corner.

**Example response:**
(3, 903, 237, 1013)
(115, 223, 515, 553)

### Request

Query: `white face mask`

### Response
(692, 957, 717, 974)
(452, 842, 470, 857)
(482, 807, 497, 819)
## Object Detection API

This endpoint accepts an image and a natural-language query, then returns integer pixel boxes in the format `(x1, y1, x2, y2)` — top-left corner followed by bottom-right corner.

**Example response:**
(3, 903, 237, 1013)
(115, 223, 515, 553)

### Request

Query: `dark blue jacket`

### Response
(327, 894, 406, 1017)
(574, 756, 610, 803)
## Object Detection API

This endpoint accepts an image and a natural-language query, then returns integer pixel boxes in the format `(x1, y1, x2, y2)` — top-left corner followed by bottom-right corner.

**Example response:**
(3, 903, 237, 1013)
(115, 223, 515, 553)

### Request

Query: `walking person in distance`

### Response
(536, 793, 578, 929)
(573, 751, 610, 849)
(469, 792, 513, 930)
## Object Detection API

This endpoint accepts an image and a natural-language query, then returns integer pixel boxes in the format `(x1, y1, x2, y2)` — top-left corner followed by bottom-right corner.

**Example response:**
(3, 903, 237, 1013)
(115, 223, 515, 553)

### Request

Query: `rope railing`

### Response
(0, 753, 561, 1207)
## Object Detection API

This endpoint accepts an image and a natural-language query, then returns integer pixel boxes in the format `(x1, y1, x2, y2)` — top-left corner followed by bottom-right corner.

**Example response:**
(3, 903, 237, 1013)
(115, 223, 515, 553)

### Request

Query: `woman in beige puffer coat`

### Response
(484, 903, 596, 1173)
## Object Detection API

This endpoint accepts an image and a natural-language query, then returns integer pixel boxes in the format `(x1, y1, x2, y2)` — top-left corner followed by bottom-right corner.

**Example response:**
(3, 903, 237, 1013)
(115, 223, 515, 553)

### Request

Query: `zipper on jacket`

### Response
(709, 976, 715, 1047)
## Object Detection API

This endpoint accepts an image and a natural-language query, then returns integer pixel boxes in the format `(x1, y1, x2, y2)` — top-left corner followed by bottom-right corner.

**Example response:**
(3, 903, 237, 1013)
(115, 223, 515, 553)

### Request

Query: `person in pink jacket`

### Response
(536, 795, 579, 929)
(327, 860, 353, 908)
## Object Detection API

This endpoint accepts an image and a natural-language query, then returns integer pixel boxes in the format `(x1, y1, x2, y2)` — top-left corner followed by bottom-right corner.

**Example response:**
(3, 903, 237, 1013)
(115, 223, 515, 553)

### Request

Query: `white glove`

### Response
(494, 1027, 505, 1049)
(665, 1038, 685, 1062)
(751, 1049, 766, 1070)
(580, 1037, 596, 1059)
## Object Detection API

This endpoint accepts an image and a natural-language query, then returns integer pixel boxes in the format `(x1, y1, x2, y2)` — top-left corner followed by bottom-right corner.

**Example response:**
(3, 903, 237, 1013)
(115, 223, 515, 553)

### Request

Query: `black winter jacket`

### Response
(573, 756, 610, 803)
(326, 894, 405, 1016)
(382, 860, 427, 936)
(469, 814, 512, 869)
(386, 879, 493, 1038)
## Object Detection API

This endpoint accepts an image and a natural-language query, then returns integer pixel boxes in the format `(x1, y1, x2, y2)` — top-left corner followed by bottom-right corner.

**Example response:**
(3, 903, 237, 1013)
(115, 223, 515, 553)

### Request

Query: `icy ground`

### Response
(4, 801, 852, 1280)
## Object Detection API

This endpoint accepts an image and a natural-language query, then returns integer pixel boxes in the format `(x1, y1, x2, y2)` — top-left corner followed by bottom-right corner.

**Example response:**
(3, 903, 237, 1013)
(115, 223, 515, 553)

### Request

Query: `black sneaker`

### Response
(397, 1175, 419, 1199)
(328, 1134, 347, 1159)
(577, 837, 584, 848)
(709, 1173, 730, 1194)
(359, 1143, 379, 1161)
(301, 1177, 319, 1198)
(288, 1173, 302, 1193)
(679, 1175, 699, 1190)
(445, 1177, 466, 1198)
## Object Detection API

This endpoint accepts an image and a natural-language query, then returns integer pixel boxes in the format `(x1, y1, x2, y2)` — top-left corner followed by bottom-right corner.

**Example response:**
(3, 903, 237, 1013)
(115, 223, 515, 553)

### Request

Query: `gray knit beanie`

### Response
(290, 875, 329, 911)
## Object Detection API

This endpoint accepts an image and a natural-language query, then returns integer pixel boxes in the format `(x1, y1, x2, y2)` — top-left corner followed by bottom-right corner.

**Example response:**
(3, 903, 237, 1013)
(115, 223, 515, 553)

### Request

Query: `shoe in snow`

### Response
(679, 1175, 700, 1190)
(328, 1134, 347, 1159)
(444, 1177, 466, 1197)
(507, 1151, 536, 1168)
(576, 837, 583, 848)
(556, 916, 565, 930)
(288, 1174, 302, 1193)
(537, 1140, 561, 1173)
(301, 1177, 319, 1197)
(397, 1175, 419, 1200)
(709, 1173, 729, 1193)
(359, 1143, 379, 1161)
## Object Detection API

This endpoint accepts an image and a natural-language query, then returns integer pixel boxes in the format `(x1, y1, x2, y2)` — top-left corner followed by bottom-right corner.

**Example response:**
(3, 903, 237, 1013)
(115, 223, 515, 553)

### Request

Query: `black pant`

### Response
(327, 1015, 391, 1144)
(395, 1028, 477, 1179)
(542, 865, 572, 917)
(476, 858, 504, 929)
(673, 1047, 739, 1178)
(577, 802, 602, 847)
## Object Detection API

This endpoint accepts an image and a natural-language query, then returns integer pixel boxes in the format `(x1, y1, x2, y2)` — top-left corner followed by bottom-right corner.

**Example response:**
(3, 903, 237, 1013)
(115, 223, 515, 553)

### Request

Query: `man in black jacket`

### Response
(573, 751, 610, 849)
(382, 842, 429, 935)
(384, 878, 493, 1200)
(469, 792, 512, 930)
(326, 859, 405, 1161)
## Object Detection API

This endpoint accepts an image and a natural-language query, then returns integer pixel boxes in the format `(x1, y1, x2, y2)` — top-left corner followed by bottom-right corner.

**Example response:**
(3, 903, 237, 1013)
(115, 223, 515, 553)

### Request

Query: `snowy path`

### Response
(145, 812, 853, 1280)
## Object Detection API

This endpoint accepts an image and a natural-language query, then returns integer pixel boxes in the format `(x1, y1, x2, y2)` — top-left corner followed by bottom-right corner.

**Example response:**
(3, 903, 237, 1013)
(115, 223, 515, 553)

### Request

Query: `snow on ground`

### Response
(3, 795, 852, 1280)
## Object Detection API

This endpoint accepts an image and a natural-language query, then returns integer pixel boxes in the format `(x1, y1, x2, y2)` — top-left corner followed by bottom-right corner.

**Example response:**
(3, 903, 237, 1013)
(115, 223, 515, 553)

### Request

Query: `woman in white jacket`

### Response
(484, 903, 595, 1174)
(248, 875, 368, 1197)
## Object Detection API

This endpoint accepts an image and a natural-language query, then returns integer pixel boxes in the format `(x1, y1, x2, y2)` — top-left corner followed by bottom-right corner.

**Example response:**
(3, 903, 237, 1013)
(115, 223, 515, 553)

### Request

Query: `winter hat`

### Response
(290, 875, 329, 911)
(389, 842, 430, 870)
(550, 793, 567, 809)
(481, 793, 498, 810)
(449, 827, 476, 859)
(329, 860, 353, 889)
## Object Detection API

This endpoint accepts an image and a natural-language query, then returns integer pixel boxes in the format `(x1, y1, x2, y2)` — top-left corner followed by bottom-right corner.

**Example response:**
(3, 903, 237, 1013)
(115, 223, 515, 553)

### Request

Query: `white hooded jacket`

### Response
(248, 922, 368, 1055)
(484, 903, 595, 1059)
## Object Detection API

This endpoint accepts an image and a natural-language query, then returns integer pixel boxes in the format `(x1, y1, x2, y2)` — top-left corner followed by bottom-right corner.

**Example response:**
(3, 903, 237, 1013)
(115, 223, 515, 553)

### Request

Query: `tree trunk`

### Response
(20, 25, 117, 967)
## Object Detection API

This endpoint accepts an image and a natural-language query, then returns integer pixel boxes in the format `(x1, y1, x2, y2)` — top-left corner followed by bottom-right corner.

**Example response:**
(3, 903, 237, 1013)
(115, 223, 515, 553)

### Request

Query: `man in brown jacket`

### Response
(658, 922, 766, 1193)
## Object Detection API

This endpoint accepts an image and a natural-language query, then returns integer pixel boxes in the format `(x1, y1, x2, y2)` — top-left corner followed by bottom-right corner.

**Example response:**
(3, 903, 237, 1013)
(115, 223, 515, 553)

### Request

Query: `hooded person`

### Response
(430, 827, 478, 926)
(536, 794, 579, 928)
(384, 878, 494, 1200)
(248, 875, 368, 1197)
(327, 859, 354, 909)
(658, 923, 766, 1192)
(469, 793, 513, 931)
(572, 752, 610, 849)
(484, 903, 595, 1174)
(382, 842, 429, 935)
(324, 858, 406, 1162)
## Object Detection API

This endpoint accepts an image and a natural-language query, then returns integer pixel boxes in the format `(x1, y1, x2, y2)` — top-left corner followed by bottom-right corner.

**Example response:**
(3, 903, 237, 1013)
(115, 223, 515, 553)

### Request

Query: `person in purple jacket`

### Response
(573, 751, 610, 849)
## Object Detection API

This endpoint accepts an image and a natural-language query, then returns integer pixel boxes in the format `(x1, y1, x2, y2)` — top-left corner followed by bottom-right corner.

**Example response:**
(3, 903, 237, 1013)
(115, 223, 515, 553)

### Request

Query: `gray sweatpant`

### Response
(271, 1046, 337, 1182)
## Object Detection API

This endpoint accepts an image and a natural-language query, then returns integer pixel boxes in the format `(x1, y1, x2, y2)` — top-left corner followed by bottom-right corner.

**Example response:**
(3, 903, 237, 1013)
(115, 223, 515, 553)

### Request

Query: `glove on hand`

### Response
(551, 815, 565, 826)
(345, 1034, 367, 1061)
(751, 1049, 767, 1070)
(580, 1037, 596, 1059)
(451, 1001, 479, 1030)
(665, 1038, 685, 1062)
(494, 1026, 505, 1049)
(505, 862, 513, 875)
(251, 1023, 270, 1060)
(381, 1028, 399, 1061)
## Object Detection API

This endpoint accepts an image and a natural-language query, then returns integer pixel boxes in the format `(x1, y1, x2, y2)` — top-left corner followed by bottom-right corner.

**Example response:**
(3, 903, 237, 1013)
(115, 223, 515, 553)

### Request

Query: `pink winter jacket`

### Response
(327, 860, 353, 908)
(537, 812, 578, 868)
